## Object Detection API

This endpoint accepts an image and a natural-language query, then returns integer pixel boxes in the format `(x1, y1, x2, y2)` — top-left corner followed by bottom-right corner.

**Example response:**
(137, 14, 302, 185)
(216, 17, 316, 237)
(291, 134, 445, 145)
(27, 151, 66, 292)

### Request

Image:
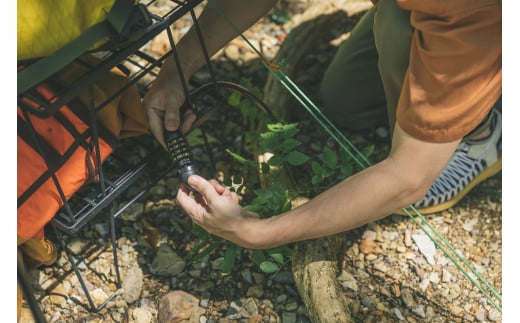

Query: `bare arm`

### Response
(176, 123, 461, 249)
(142, 0, 278, 147)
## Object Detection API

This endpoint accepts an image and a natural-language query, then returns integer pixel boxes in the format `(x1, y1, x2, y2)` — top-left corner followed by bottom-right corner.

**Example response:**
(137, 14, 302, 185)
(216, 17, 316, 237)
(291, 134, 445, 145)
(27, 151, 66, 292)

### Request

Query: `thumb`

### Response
(187, 175, 219, 202)
(165, 110, 179, 132)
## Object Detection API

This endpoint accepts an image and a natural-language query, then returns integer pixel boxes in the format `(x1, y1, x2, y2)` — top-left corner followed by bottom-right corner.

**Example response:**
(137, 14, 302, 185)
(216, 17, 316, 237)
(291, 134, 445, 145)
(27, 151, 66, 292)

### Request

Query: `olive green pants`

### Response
(320, 0, 412, 134)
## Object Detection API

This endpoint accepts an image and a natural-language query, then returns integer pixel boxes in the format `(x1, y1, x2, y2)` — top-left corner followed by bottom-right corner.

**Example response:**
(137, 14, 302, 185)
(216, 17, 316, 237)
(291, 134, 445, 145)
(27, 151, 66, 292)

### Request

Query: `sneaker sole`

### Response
(394, 157, 502, 216)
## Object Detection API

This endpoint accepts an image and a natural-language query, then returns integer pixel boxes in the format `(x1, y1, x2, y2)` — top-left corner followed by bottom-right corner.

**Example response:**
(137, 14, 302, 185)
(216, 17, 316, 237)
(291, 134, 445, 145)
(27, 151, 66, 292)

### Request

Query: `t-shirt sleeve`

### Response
(396, 0, 501, 143)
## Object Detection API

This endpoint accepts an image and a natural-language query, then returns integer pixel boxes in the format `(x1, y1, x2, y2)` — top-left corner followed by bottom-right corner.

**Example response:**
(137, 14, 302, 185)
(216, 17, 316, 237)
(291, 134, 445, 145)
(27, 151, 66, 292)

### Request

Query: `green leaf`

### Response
(267, 154, 283, 167)
(260, 261, 280, 273)
(269, 252, 285, 264)
(260, 131, 277, 139)
(280, 123, 299, 138)
(251, 250, 266, 266)
(338, 148, 352, 162)
(266, 123, 285, 132)
(361, 145, 375, 159)
(311, 161, 321, 173)
(183, 240, 210, 261)
(261, 162, 270, 174)
(286, 151, 310, 166)
(191, 224, 211, 240)
(226, 149, 258, 169)
(244, 203, 263, 212)
(227, 91, 242, 107)
(281, 138, 301, 151)
(185, 240, 222, 262)
(324, 165, 336, 177)
(339, 163, 353, 178)
(253, 194, 269, 205)
(260, 134, 281, 151)
(276, 245, 293, 258)
(281, 201, 293, 213)
(225, 149, 247, 164)
(323, 147, 337, 169)
(222, 174, 232, 187)
(222, 245, 238, 274)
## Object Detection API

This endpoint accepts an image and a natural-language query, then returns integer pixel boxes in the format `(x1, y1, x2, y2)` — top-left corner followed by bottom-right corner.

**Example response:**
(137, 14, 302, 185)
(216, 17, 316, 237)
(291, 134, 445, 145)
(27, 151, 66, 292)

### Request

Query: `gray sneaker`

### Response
(404, 108, 502, 215)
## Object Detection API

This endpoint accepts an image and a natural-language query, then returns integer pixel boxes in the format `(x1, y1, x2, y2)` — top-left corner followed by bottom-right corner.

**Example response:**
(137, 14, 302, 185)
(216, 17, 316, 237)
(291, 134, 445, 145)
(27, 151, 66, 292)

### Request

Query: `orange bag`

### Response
(17, 84, 116, 241)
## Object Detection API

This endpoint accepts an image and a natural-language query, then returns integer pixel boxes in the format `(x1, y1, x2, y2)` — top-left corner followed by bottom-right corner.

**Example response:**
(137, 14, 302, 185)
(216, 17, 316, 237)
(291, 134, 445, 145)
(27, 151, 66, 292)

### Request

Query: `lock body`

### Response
(165, 130, 199, 190)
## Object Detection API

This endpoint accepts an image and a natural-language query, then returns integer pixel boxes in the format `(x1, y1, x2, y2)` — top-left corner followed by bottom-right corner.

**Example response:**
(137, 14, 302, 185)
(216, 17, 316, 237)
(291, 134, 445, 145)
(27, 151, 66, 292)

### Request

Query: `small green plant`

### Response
(184, 79, 374, 276)
(311, 145, 375, 186)
(259, 123, 309, 168)
(251, 246, 293, 274)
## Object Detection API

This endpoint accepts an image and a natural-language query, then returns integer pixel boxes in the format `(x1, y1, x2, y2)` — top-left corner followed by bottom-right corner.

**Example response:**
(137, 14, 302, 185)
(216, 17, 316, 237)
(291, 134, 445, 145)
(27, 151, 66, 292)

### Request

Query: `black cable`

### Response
(164, 80, 273, 189)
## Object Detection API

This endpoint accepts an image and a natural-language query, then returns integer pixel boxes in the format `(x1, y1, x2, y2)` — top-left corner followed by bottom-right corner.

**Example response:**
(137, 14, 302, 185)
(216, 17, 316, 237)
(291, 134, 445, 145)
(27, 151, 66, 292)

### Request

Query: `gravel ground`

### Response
(18, 2, 503, 322)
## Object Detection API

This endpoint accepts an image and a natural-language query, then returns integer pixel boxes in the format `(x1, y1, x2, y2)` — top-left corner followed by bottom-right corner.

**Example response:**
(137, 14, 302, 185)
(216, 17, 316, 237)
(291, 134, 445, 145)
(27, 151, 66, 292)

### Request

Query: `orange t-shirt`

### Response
(396, 0, 501, 143)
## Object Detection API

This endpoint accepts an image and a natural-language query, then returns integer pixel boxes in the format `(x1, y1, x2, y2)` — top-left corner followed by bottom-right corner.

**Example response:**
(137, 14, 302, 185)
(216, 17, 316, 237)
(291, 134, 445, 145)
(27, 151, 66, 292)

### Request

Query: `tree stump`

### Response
(262, 0, 372, 121)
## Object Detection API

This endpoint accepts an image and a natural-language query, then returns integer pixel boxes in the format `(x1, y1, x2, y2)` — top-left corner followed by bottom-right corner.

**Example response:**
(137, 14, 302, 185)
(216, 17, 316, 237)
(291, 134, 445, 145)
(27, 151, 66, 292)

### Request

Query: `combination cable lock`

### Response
(164, 128, 199, 192)
(163, 81, 273, 193)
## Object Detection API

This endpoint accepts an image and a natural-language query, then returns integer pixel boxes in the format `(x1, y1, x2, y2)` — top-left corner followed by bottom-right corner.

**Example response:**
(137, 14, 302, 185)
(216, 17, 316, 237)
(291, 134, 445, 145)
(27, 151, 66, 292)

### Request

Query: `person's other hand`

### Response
(142, 68, 197, 149)
(176, 175, 260, 242)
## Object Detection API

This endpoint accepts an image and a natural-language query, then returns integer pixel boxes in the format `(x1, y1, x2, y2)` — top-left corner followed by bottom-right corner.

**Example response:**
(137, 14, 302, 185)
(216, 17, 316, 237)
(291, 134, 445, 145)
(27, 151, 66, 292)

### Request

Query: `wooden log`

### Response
(292, 235, 354, 323)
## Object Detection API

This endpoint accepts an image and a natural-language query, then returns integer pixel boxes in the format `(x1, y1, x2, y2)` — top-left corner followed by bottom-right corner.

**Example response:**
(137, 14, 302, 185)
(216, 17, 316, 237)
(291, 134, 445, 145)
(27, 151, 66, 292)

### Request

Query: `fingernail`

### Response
(189, 175, 199, 186)
(166, 119, 178, 129)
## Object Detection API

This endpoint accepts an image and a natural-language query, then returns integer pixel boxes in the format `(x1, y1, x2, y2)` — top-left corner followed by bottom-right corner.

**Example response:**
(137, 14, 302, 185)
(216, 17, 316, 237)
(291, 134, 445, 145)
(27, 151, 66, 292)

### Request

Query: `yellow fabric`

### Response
(55, 55, 149, 139)
(17, 0, 117, 61)
(17, 238, 57, 322)
(17, 236, 57, 268)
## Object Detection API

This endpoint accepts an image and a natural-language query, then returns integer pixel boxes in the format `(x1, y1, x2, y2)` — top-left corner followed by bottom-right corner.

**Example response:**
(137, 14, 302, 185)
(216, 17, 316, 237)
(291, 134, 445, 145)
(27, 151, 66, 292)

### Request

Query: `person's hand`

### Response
(142, 64, 197, 149)
(176, 175, 260, 243)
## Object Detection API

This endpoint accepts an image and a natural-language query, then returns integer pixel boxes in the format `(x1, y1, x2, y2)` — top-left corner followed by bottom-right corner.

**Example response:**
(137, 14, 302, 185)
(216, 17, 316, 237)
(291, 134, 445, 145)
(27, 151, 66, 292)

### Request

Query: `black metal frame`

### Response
(17, 0, 214, 315)
(17, 0, 274, 317)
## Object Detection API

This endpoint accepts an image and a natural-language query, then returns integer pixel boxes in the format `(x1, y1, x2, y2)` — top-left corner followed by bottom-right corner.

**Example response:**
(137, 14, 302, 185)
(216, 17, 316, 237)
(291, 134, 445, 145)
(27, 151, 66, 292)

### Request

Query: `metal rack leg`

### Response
(18, 251, 47, 323)
(52, 207, 122, 312)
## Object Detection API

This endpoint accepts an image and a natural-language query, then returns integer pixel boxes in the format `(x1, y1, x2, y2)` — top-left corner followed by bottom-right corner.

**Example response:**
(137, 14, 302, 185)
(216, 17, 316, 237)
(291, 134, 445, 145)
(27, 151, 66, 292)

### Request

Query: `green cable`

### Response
(267, 60, 503, 312)
(205, 0, 502, 312)
(280, 72, 372, 168)
(267, 64, 502, 312)
(403, 208, 502, 311)
(268, 69, 369, 169)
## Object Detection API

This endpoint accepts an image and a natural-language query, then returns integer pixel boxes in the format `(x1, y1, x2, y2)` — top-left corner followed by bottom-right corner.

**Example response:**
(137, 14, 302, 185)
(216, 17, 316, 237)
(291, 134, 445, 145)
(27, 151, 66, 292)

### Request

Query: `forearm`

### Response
(160, 0, 278, 79)
(242, 158, 425, 249)
(239, 125, 461, 249)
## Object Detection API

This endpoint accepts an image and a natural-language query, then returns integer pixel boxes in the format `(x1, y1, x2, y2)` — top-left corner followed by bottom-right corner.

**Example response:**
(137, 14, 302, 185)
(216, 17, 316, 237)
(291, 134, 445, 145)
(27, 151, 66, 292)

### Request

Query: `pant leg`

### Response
(320, 0, 413, 134)
(320, 7, 387, 131)
(374, 0, 413, 135)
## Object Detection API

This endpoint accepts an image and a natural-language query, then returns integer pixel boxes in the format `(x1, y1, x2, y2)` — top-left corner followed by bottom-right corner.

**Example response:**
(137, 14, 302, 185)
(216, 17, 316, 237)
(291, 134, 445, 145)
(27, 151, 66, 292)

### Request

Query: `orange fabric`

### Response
(17, 84, 113, 240)
(396, 0, 501, 142)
